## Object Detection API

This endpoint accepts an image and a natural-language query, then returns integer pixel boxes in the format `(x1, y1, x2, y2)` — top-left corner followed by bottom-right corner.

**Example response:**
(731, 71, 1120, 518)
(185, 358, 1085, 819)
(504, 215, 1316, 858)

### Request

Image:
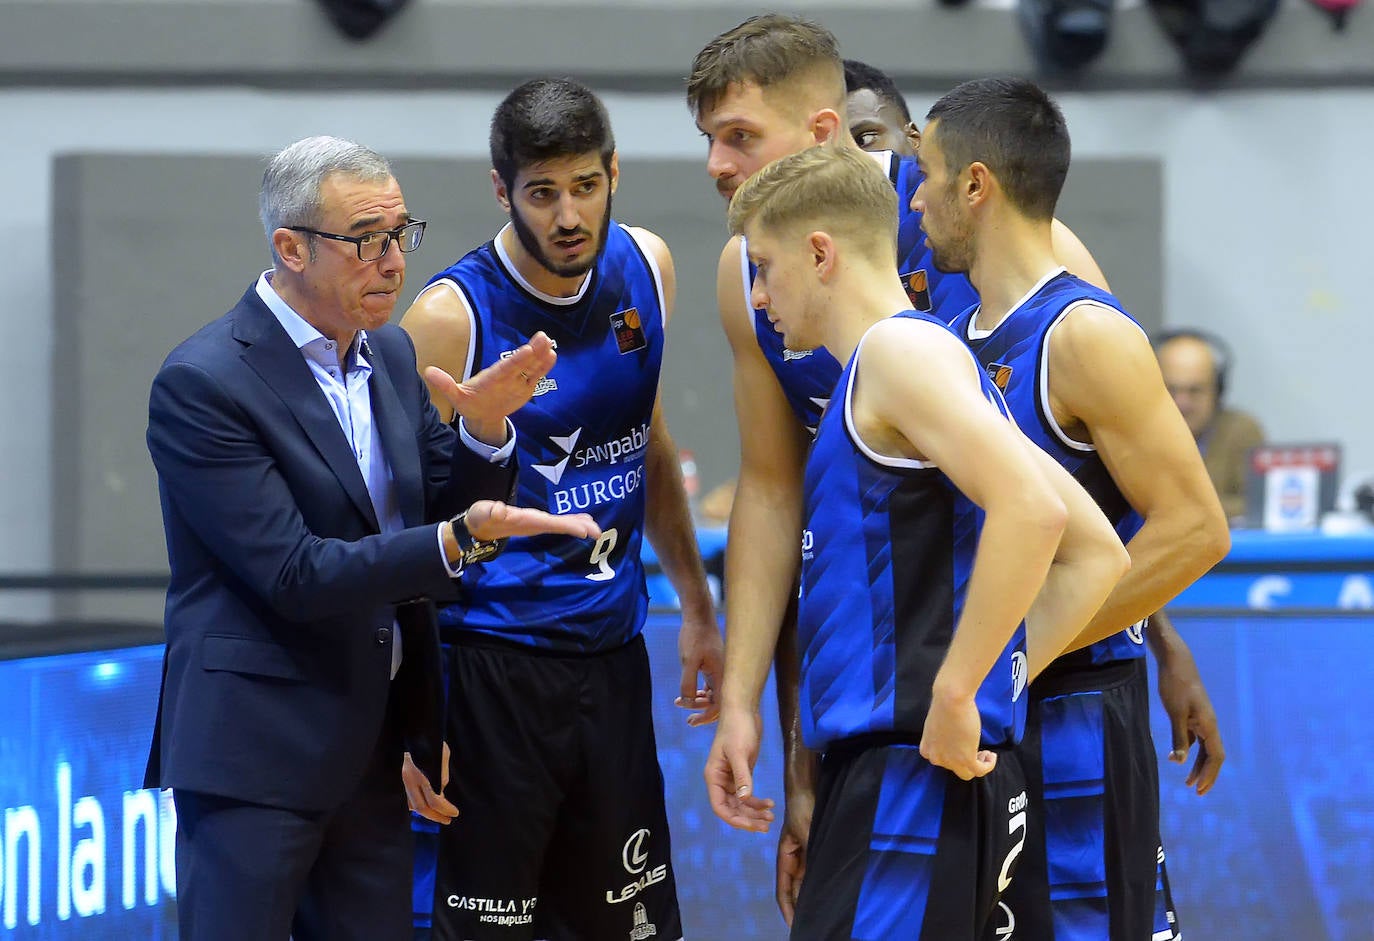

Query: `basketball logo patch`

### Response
(610, 307, 647, 354)
(902, 269, 932, 311)
(986, 362, 1013, 391)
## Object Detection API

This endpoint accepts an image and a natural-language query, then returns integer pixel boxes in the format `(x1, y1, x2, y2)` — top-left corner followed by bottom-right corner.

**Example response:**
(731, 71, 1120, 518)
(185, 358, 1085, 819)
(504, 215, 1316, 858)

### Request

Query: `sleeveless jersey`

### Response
(744, 151, 980, 434)
(799, 311, 1029, 752)
(947, 268, 1148, 673)
(425, 222, 665, 653)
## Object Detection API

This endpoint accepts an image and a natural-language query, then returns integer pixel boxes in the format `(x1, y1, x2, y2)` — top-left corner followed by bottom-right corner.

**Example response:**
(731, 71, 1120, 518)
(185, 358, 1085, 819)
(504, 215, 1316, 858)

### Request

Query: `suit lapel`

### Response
(367, 342, 425, 527)
(233, 291, 381, 532)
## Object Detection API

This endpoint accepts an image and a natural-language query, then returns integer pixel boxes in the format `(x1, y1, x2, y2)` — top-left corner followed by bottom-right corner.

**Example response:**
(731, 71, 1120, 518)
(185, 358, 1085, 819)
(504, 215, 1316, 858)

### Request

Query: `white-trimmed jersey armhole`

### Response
(845, 325, 937, 470)
(1039, 299, 1148, 452)
(419, 277, 480, 382)
(737, 236, 752, 314)
(623, 224, 668, 320)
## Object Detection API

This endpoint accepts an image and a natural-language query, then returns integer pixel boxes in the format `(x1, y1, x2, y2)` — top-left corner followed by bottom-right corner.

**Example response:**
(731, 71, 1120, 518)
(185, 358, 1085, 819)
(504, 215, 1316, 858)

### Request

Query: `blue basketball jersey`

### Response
(887, 152, 982, 320)
(798, 311, 1029, 753)
(947, 268, 1148, 671)
(743, 151, 980, 434)
(425, 222, 665, 652)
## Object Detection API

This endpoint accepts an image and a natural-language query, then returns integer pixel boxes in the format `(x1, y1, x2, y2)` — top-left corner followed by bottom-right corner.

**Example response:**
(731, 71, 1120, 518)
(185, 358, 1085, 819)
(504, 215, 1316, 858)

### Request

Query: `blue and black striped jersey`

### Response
(798, 311, 1029, 752)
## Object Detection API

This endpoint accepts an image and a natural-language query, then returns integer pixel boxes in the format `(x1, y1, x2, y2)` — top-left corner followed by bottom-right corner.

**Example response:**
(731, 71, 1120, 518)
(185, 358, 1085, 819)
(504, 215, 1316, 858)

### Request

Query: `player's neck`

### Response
(499, 225, 591, 300)
(969, 216, 1059, 330)
(823, 266, 913, 362)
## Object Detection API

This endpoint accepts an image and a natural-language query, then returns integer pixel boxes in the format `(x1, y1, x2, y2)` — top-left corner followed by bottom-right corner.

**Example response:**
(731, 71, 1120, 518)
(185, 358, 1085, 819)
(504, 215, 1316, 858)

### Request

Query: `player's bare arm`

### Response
(628, 229, 725, 726)
(644, 398, 723, 725)
(705, 236, 807, 831)
(1147, 608, 1225, 794)
(772, 599, 814, 928)
(1048, 303, 1230, 648)
(856, 319, 1068, 781)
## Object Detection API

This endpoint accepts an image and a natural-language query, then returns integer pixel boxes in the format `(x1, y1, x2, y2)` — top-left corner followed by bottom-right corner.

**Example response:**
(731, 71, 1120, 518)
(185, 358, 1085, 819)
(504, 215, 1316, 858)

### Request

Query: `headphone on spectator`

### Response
(1153, 327, 1233, 402)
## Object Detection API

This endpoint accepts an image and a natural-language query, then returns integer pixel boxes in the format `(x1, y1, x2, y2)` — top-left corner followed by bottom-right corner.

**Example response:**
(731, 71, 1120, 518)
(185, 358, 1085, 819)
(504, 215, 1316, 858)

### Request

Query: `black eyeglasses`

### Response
(287, 219, 427, 261)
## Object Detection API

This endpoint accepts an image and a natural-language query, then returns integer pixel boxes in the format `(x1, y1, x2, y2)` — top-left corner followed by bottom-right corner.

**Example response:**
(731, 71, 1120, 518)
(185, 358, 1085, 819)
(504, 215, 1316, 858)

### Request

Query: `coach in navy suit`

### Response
(145, 136, 598, 941)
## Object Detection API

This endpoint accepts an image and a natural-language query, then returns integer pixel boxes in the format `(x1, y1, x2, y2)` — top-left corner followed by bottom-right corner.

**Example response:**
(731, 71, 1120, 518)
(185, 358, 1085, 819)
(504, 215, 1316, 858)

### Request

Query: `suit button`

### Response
(374, 627, 392, 645)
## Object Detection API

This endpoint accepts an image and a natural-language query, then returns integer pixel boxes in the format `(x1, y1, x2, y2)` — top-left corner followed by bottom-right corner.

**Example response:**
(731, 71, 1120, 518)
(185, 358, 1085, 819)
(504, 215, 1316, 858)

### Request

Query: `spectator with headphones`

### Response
(1155, 328, 1265, 521)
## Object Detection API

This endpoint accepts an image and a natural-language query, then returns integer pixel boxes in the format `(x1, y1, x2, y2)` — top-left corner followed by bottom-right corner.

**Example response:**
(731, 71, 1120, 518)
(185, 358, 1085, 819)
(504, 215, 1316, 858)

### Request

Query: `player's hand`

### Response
(1156, 643, 1225, 795)
(920, 689, 996, 781)
(460, 500, 600, 542)
(775, 787, 814, 927)
(403, 744, 459, 824)
(674, 609, 724, 726)
(425, 331, 557, 442)
(704, 707, 775, 831)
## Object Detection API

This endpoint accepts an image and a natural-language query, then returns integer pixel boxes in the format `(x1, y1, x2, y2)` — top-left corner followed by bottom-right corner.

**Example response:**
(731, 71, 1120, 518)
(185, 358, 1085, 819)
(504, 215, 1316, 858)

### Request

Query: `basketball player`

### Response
(843, 58, 920, 157)
(721, 142, 1130, 940)
(399, 78, 720, 941)
(686, 13, 1111, 920)
(921, 78, 1230, 941)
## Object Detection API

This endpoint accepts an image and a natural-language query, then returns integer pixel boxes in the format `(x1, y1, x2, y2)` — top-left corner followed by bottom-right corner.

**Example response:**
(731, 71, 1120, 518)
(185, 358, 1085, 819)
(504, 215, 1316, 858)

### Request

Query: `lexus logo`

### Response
(622, 829, 651, 875)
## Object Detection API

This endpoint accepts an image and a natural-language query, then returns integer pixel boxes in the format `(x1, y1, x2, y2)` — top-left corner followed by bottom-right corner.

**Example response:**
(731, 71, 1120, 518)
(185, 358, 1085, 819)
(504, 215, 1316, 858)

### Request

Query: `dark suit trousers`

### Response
(173, 694, 412, 941)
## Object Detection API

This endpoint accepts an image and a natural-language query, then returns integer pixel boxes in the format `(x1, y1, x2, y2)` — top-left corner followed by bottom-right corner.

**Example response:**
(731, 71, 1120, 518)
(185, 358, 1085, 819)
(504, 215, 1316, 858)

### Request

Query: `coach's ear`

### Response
(273, 228, 311, 273)
(811, 108, 842, 146)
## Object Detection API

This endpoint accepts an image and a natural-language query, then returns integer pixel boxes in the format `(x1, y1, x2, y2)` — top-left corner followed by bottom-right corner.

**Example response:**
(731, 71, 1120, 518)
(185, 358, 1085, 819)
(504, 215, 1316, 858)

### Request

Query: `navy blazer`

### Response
(145, 285, 513, 811)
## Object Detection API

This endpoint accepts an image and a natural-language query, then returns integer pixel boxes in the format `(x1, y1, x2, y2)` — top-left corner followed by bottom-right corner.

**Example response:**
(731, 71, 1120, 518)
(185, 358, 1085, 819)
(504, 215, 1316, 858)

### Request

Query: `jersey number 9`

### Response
(586, 528, 619, 582)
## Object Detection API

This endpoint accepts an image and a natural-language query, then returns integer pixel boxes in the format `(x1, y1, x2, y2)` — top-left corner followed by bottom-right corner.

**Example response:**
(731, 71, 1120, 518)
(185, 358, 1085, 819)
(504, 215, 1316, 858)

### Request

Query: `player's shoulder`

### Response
(860, 313, 968, 377)
(868, 310, 959, 345)
(1049, 297, 1157, 398)
(1054, 296, 1146, 353)
(620, 223, 668, 256)
(403, 275, 471, 331)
